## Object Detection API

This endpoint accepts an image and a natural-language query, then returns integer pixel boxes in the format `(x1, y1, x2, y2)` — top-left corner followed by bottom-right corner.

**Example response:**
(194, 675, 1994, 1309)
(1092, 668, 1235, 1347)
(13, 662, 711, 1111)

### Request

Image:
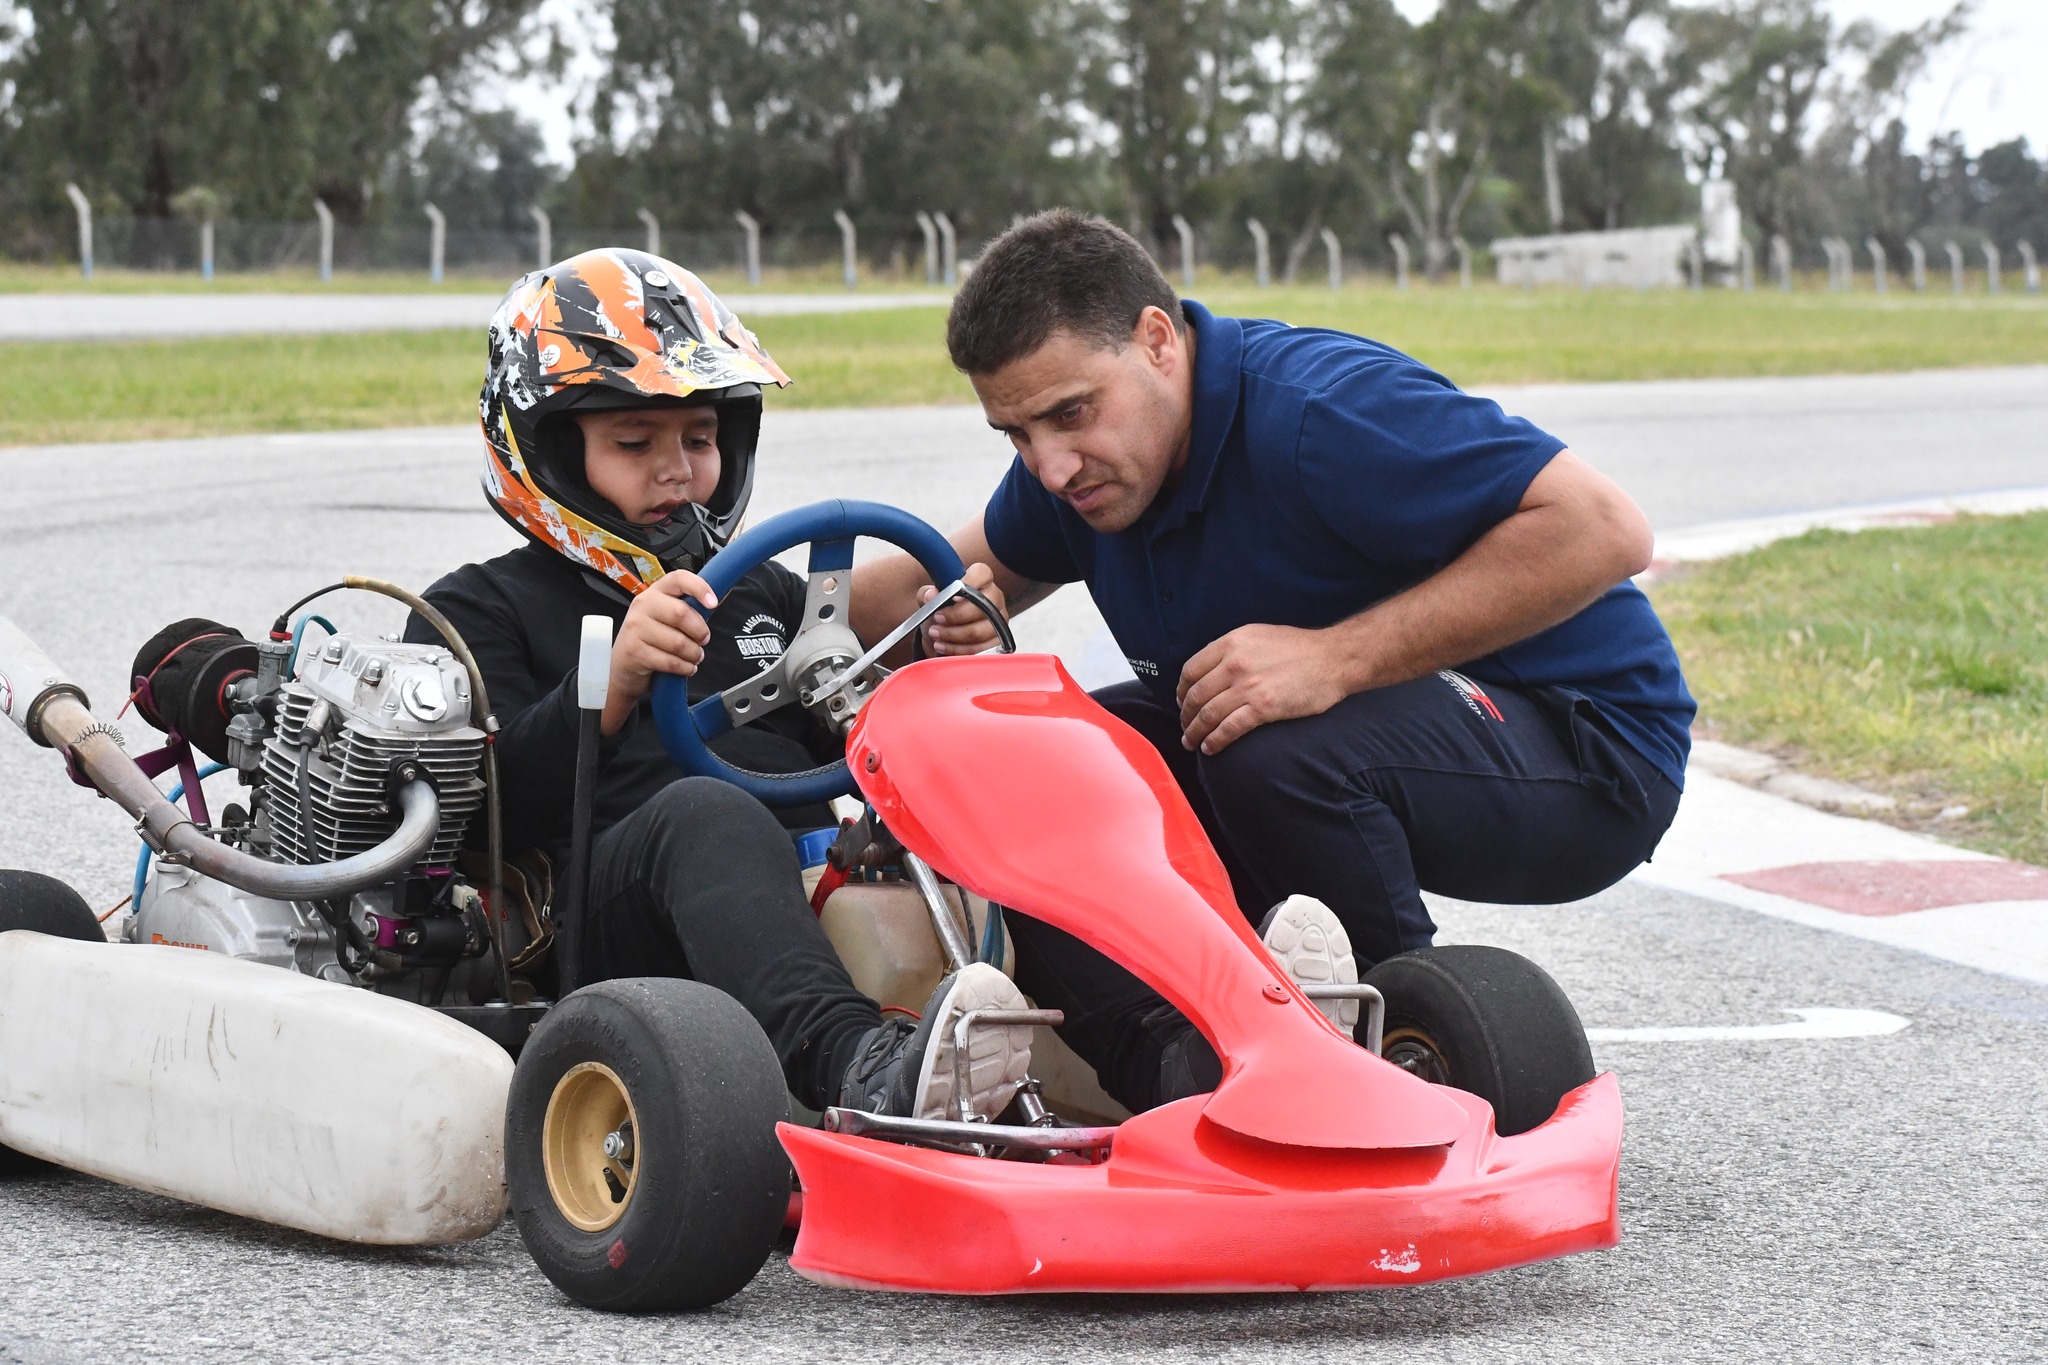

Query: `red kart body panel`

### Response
(783, 654, 1623, 1293)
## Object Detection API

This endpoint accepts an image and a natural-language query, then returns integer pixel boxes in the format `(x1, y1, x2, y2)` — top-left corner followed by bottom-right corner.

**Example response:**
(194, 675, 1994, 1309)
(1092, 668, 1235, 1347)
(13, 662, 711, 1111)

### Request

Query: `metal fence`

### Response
(14, 208, 2042, 296)
(17, 213, 995, 286)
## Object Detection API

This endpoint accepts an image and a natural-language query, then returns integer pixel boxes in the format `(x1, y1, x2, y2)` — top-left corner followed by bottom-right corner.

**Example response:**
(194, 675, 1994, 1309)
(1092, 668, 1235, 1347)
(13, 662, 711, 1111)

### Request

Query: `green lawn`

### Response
(4, 284, 2045, 446)
(1653, 513, 2048, 866)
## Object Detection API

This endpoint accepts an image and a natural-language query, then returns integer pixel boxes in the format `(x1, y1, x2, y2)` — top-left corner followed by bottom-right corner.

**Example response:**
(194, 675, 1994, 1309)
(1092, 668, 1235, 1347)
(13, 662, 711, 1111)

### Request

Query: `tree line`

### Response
(2, 0, 2041, 278)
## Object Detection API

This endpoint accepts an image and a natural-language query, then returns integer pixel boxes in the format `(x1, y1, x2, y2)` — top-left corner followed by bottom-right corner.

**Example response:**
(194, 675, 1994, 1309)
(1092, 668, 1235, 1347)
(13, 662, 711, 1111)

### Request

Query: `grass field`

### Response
(4, 284, 2045, 446)
(1653, 513, 2048, 865)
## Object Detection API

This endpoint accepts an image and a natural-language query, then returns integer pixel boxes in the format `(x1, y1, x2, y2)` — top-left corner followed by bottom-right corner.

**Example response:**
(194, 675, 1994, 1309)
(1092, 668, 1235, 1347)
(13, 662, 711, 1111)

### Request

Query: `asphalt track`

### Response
(1, 366, 2044, 1360)
(0, 290, 954, 341)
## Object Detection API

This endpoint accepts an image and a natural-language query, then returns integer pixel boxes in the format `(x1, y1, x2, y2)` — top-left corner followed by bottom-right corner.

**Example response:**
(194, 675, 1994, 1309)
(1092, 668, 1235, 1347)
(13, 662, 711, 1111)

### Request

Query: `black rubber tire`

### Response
(1363, 945, 1595, 1137)
(0, 870, 104, 1176)
(0, 870, 104, 943)
(506, 978, 790, 1312)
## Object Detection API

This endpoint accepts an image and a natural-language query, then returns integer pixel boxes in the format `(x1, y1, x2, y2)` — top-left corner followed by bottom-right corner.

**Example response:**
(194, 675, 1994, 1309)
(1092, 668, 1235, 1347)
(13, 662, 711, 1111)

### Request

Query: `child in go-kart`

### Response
(404, 249, 1031, 1123)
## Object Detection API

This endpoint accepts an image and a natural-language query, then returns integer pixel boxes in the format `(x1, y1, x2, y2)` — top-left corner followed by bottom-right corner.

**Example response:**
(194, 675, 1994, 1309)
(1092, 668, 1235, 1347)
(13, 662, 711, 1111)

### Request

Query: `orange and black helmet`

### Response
(480, 248, 791, 593)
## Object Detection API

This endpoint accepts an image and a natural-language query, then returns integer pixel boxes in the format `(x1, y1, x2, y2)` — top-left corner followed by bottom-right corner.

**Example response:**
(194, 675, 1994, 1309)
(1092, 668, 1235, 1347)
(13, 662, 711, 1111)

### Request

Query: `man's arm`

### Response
(849, 513, 1059, 663)
(1176, 450, 1652, 754)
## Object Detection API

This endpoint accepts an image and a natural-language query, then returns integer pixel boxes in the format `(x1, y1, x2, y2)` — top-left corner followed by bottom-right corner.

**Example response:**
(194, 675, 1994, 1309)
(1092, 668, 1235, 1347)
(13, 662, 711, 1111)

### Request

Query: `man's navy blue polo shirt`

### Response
(981, 299, 1696, 788)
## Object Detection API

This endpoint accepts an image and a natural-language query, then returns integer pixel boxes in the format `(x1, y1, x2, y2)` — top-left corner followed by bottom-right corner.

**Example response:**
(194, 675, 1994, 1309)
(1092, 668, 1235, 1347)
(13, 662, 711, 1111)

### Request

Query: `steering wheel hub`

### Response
(651, 500, 1001, 807)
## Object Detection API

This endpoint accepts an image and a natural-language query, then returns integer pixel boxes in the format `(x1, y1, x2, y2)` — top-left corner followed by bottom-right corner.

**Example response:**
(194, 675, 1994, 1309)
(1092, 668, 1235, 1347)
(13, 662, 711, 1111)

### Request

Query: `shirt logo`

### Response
(736, 613, 787, 671)
(1438, 669, 1504, 722)
(1127, 657, 1159, 678)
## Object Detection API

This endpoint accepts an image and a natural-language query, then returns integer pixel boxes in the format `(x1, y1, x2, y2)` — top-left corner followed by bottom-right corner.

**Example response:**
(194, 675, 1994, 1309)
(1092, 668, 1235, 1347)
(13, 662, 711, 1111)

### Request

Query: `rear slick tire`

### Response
(0, 870, 104, 1176)
(506, 978, 790, 1312)
(1363, 945, 1595, 1137)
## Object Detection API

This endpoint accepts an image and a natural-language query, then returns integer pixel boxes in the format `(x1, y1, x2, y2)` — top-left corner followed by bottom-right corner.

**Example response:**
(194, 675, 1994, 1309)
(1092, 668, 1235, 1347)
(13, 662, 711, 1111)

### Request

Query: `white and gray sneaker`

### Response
(837, 962, 1035, 1122)
(1259, 894, 1361, 1037)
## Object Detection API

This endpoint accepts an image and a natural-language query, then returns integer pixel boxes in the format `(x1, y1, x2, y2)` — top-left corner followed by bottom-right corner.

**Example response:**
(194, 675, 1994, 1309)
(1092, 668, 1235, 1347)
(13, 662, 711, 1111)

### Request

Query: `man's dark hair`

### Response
(946, 209, 1181, 375)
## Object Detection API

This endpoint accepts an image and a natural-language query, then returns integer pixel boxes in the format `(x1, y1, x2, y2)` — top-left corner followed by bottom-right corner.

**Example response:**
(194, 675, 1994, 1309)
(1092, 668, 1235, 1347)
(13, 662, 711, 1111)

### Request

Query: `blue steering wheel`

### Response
(651, 500, 967, 807)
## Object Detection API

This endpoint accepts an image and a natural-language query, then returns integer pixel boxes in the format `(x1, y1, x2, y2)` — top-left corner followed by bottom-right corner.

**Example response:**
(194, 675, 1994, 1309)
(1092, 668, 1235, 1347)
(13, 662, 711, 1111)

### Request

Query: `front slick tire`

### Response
(507, 978, 790, 1312)
(1363, 945, 1595, 1138)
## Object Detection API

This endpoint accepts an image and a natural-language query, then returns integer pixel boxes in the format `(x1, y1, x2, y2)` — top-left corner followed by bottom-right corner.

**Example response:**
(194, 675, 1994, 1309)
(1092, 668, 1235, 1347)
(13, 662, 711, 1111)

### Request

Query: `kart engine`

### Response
(128, 622, 503, 1005)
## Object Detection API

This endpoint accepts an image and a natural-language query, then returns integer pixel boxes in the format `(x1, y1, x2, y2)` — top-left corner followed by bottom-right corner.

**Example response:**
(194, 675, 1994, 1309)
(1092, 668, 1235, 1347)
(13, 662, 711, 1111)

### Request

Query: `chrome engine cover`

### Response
(259, 636, 486, 869)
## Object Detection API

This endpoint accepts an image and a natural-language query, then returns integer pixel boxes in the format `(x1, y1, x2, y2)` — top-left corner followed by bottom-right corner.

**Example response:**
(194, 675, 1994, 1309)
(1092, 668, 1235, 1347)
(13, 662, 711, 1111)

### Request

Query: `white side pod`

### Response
(0, 932, 512, 1244)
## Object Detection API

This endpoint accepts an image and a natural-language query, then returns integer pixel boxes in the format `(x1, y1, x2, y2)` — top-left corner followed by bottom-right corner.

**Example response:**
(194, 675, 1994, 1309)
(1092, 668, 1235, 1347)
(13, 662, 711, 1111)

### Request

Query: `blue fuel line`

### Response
(131, 762, 228, 910)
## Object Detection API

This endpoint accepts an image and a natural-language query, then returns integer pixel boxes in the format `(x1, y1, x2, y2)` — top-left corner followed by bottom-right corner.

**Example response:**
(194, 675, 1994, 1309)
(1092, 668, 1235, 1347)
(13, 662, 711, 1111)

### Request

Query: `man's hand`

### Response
(1176, 623, 1351, 755)
(913, 562, 1009, 657)
(603, 569, 718, 735)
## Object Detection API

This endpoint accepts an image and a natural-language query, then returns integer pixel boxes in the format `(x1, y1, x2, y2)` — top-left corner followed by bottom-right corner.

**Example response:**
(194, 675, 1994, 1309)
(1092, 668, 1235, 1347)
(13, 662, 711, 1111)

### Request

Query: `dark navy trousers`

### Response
(1008, 672, 1682, 1112)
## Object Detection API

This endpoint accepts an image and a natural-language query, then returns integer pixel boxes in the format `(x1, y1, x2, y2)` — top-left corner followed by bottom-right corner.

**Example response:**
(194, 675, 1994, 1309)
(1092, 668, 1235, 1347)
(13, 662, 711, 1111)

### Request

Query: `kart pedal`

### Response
(1260, 895, 1360, 1036)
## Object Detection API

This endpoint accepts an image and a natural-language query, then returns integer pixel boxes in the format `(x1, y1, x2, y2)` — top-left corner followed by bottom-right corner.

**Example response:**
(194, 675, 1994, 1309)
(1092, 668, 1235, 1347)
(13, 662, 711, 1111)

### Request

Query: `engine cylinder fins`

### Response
(128, 618, 259, 765)
(260, 675, 487, 871)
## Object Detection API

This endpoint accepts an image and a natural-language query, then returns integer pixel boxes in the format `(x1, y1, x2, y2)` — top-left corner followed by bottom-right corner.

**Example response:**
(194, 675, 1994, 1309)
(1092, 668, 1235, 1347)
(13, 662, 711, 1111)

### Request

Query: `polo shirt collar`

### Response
(1146, 298, 1241, 537)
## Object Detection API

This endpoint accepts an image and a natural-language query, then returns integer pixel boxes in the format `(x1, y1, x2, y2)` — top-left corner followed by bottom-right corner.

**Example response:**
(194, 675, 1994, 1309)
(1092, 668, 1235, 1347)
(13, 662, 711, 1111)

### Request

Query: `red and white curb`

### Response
(1630, 488, 2048, 988)
(1633, 772, 2048, 987)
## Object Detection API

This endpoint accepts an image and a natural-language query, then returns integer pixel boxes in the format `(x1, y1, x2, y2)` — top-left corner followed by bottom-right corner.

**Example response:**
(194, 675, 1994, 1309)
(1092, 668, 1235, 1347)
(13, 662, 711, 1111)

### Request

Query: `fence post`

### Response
(313, 199, 334, 283)
(1170, 214, 1195, 289)
(634, 208, 659, 258)
(1686, 235, 1703, 290)
(1736, 237, 1753, 290)
(200, 217, 215, 282)
(935, 212, 957, 286)
(1389, 233, 1410, 290)
(1942, 240, 1962, 294)
(1983, 242, 2001, 295)
(832, 210, 857, 290)
(63, 183, 93, 279)
(734, 211, 761, 286)
(915, 212, 938, 285)
(1907, 238, 1926, 292)
(1769, 235, 1790, 291)
(1319, 227, 1341, 290)
(530, 206, 551, 270)
(1865, 238, 1887, 294)
(2019, 241, 2040, 293)
(1454, 236, 1472, 289)
(424, 203, 446, 284)
(1247, 218, 1270, 287)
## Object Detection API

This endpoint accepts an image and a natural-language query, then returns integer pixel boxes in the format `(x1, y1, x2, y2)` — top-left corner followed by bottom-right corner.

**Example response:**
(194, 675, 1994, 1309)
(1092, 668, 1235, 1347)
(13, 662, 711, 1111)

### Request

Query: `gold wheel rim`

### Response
(541, 1061, 640, 1233)
(1381, 1026, 1452, 1087)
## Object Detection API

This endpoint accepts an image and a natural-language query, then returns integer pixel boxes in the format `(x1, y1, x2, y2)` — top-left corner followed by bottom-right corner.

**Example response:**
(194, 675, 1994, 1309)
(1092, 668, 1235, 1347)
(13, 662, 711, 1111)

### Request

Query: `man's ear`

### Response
(1133, 304, 1181, 372)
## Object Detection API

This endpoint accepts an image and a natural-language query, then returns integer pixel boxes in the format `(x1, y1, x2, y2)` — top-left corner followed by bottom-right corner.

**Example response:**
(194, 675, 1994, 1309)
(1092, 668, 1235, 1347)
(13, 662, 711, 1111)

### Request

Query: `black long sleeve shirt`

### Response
(404, 543, 842, 860)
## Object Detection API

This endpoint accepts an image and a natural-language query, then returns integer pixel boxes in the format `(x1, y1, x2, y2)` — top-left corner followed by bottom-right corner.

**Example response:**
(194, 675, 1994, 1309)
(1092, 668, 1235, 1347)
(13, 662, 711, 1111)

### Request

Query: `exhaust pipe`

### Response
(0, 617, 438, 901)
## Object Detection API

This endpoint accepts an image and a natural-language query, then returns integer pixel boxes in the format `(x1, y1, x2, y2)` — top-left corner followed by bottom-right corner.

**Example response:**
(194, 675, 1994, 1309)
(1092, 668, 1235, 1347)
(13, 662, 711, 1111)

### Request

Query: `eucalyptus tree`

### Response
(0, 0, 534, 229)
(580, 0, 1092, 244)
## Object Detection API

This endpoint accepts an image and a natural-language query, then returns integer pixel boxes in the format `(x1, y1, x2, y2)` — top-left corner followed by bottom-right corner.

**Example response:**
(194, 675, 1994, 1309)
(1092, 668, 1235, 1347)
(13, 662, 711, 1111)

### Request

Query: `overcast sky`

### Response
(1390, 0, 2043, 153)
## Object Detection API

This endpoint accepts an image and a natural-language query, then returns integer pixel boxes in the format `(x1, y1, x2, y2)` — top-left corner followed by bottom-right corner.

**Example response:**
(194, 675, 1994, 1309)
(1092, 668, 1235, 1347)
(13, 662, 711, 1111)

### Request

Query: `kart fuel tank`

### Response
(806, 874, 1010, 1013)
(0, 930, 510, 1244)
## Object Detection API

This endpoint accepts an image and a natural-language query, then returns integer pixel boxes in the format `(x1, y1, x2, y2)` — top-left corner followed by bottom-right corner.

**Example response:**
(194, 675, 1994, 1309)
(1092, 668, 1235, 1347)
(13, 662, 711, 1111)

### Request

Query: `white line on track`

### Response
(1585, 1007, 1912, 1043)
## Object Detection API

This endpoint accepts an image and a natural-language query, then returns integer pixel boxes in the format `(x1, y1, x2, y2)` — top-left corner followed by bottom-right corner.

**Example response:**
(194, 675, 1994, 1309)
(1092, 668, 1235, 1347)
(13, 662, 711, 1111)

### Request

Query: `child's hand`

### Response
(602, 570, 718, 735)
(916, 562, 1010, 657)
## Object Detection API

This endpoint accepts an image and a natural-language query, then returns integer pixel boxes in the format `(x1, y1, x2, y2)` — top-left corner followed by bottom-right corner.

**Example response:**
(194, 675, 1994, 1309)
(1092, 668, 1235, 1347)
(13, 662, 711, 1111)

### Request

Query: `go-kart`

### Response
(0, 500, 1621, 1311)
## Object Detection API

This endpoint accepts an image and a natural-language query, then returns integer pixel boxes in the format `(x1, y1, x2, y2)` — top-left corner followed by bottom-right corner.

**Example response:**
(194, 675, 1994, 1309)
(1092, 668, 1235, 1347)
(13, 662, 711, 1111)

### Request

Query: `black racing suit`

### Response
(407, 544, 880, 1110)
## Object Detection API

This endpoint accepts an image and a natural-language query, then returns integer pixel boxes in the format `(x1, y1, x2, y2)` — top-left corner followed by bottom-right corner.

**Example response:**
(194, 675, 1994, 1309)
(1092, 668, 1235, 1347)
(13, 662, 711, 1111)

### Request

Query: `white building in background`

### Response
(1491, 181, 1738, 288)
(1490, 225, 1697, 288)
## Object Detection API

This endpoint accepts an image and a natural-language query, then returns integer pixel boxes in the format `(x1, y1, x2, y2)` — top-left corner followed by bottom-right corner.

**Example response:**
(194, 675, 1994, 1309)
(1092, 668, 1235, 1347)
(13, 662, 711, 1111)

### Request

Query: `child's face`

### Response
(576, 406, 722, 525)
